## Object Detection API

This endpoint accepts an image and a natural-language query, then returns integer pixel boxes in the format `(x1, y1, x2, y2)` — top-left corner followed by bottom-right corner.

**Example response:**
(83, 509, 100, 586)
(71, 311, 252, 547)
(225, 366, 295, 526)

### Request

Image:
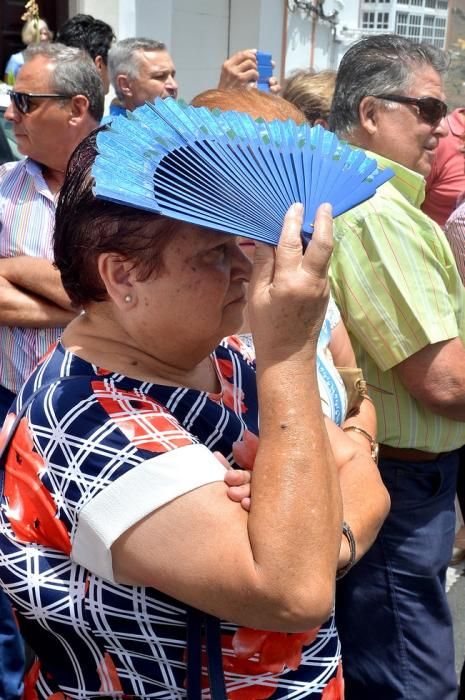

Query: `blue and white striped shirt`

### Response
(0, 158, 64, 393)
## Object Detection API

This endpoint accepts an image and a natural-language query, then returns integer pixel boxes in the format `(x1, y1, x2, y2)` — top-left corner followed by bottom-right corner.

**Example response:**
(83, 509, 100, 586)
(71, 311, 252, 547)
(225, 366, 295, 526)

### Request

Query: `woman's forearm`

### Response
(248, 354, 342, 625)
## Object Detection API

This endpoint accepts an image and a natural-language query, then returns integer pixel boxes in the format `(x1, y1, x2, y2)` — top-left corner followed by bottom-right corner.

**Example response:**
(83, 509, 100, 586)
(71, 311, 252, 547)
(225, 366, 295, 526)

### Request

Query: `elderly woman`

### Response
(0, 111, 388, 697)
(192, 89, 376, 434)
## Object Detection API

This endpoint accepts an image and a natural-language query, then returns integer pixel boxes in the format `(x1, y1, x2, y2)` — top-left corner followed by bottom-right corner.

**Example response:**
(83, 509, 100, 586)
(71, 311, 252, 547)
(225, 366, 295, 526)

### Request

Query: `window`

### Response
(362, 11, 375, 28)
(396, 11, 408, 34)
(376, 12, 389, 28)
(395, 10, 446, 45)
(410, 0, 422, 5)
(408, 14, 421, 37)
(437, 0, 447, 8)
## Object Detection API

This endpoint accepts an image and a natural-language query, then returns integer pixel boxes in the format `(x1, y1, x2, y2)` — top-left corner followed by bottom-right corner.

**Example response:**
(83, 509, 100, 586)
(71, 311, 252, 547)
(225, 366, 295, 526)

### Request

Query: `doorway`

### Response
(1, 0, 69, 81)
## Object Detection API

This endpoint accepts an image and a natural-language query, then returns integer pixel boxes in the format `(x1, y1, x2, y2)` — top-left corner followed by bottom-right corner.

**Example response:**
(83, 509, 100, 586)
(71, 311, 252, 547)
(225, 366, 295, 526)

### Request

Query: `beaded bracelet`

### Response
(336, 521, 357, 580)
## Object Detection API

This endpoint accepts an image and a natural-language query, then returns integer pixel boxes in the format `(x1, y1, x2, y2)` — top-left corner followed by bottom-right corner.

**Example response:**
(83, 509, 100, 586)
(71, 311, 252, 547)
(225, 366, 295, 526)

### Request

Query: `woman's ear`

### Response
(358, 95, 380, 136)
(97, 253, 137, 309)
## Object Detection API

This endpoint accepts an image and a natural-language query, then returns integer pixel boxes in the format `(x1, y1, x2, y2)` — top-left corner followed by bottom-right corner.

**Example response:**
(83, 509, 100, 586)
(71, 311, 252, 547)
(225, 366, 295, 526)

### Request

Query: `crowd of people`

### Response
(0, 10, 464, 700)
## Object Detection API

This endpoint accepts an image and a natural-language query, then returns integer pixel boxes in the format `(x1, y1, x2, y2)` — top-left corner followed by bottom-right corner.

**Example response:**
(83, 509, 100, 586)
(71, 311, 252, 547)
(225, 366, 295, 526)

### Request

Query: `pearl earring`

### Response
(124, 294, 132, 303)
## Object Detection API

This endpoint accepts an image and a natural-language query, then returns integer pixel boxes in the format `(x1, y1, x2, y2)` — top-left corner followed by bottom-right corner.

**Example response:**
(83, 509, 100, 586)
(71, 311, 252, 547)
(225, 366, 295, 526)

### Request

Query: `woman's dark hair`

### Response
(54, 128, 179, 306)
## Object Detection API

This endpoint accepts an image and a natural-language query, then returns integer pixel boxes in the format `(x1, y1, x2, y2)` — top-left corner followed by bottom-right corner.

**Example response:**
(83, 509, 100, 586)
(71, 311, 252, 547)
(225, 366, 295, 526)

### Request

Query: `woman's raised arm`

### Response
(111, 204, 343, 632)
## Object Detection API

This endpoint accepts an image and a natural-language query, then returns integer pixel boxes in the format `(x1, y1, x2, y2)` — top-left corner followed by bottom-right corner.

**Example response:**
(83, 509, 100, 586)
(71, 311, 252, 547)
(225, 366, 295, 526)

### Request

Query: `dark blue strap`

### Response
(186, 607, 203, 699)
(186, 608, 227, 699)
(205, 613, 228, 699)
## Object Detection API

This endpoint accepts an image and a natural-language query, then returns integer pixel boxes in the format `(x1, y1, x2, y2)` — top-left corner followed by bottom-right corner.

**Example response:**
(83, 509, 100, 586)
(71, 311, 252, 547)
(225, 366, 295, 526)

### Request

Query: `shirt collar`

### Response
(365, 150, 426, 208)
(24, 158, 55, 202)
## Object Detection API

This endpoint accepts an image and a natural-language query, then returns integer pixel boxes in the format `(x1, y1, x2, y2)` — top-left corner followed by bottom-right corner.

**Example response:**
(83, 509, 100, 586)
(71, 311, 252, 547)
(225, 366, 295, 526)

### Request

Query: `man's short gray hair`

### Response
(329, 34, 449, 138)
(108, 37, 167, 100)
(24, 43, 104, 121)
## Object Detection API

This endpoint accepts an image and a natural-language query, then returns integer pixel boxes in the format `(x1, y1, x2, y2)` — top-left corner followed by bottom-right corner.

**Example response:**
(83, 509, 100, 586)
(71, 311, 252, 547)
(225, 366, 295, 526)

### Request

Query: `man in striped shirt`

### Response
(0, 43, 103, 420)
(328, 35, 465, 700)
(0, 42, 103, 699)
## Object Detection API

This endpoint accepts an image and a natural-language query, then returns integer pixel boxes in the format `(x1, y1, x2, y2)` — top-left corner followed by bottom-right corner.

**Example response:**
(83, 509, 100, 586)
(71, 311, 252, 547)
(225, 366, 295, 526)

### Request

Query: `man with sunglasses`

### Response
(0, 43, 103, 699)
(328, 34, 465, 700)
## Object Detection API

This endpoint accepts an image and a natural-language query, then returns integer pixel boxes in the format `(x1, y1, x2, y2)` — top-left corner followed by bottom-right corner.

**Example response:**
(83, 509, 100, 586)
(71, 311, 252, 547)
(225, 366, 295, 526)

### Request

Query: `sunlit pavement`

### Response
(447, 559, 465, 679)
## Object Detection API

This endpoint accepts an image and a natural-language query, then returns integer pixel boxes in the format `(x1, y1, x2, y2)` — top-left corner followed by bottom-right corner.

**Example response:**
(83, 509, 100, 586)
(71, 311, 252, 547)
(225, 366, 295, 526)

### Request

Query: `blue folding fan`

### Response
(93, 97, 394, 246)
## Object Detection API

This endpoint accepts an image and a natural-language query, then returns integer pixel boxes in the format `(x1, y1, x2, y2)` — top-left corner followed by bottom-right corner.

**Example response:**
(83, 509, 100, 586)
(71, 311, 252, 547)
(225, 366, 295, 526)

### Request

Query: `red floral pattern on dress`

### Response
(215, 359, 247, 414)
(23, 659, 40, 700)
(322, 661, 344, 699)
(36, 341, 59, 366)
(92, 381, 193, 452)
(97, 652, 123, 693)
(231, 626, 320, 673)
(232, 429, 258, 470)
(23, 654, 127, 700)
(226, 336, 255, 364)
(198, 626, 322, 699)
(3, 417, 71, 554)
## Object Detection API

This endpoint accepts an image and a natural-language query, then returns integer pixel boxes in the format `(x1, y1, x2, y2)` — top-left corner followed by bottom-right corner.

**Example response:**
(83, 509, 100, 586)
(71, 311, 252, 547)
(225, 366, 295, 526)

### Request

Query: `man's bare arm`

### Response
(0, 277, 76, 327)
(0, 257, 74, 311)
(395, 337, 465, 421)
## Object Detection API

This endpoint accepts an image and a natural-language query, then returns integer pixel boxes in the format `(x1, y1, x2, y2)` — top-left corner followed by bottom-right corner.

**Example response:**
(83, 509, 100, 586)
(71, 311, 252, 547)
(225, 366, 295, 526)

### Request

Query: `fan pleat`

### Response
(93, 97, 394, 245)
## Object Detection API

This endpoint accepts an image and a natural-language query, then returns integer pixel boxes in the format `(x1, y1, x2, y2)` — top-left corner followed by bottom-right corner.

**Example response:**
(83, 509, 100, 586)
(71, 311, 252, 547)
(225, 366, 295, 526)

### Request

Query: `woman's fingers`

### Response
(272, 203, 305, 284)
(224, 468, 252, 487)
(302, 203, 333, 277)
(249, 240, 275, 292)
(248, 202, 333, 359)
(224, 466, 252, 511)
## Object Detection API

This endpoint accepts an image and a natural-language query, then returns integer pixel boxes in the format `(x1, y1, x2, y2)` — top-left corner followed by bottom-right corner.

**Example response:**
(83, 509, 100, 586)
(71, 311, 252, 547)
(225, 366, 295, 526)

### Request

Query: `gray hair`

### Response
(108, 37, 167, 100)
(24, 42, 104, 121)
(329, 34, 449, 137)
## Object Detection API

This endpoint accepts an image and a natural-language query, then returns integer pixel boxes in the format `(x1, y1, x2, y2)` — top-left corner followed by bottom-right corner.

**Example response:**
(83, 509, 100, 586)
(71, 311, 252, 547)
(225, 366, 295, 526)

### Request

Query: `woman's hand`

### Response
(224, 467, 251, 512)
(217, 451, 252, 512)
(248, 203, 333, 363)
(325, 417, 390, 567)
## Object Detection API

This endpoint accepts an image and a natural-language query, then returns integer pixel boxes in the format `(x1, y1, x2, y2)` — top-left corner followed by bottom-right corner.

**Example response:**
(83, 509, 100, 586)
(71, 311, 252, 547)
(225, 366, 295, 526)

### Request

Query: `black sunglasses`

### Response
(373, 93, 447, 126)
(8, 90, 72, 115)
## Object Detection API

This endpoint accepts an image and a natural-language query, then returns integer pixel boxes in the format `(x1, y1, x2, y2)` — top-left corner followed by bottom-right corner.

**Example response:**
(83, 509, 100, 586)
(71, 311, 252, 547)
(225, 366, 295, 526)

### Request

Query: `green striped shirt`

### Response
(330, 153, 465, 451)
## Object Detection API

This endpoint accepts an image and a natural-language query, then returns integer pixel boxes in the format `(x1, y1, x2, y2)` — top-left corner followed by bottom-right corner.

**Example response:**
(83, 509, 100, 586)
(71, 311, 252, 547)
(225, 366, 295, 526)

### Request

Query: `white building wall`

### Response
(69, 0, 451, 94)
(68, 0, 364, 102)
(284, 1, 360, 77)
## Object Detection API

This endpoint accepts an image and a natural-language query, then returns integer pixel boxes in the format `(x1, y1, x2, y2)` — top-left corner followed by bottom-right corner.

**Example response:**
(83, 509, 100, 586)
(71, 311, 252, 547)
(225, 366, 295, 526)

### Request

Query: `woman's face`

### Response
(39, 25, 51, 42)
(131, 223, 253, 355)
